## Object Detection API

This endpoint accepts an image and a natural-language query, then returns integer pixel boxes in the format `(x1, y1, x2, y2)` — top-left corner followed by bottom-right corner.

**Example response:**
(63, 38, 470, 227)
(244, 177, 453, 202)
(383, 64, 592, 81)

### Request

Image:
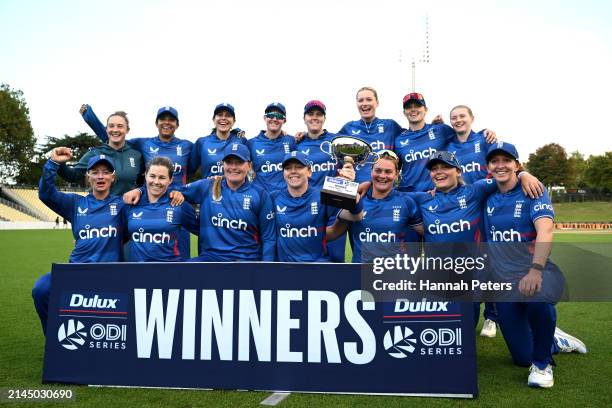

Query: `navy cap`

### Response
(426, 151, 461, 170)
(86, 154, 115, 172)
(222, 143, 250, 162)
(304, 100, 326, 115)
(486, 142, 520, 162)
(265, 102, 286, 115)
(214, 103, 236, 117)
(402, 92, 427, 108)
(156, 106, 179, 121)
(282, 151, 311, 168)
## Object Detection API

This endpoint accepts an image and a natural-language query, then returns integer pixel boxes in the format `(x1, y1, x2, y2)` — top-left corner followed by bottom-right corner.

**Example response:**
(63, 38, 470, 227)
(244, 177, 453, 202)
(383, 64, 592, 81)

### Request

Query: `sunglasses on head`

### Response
(378, 149, 399, 160)
(265, 112, 286, 120)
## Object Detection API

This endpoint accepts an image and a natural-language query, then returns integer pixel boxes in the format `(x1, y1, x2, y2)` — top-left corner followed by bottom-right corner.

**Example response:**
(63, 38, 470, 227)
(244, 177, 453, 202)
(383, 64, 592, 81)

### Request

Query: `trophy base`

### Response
(320, 176, 359, 211)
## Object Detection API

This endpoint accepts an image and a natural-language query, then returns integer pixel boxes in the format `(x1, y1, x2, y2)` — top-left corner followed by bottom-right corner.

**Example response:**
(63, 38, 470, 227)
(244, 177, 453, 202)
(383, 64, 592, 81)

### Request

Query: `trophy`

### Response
(319, 136, 378, 211)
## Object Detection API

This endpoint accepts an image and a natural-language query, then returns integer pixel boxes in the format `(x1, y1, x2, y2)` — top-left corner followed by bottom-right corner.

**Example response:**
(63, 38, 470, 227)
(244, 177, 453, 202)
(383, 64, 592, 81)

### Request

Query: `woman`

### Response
(348, 150, 423, 263)
(338, 87, 404, 183)
(247, 102, 296, 191)
(190, 103, 247, 179)
(296, 100, 345, 262)
(272, 151, 362, 262)
(32, 148, 126, 333)
(125, 156, 199, 262)
(59, 110, 143, 195)
(484, 142, 587, 388)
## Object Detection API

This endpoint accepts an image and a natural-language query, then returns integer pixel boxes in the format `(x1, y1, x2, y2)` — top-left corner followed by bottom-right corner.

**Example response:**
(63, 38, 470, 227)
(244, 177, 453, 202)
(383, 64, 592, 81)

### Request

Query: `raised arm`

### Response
(39, 148, 78, 221)
(80, 104, 108, 143)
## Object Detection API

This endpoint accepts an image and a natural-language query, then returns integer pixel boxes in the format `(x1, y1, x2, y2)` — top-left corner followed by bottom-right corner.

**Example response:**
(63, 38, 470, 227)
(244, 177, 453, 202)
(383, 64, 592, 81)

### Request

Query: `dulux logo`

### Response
(490, 226, 521, 242)
(58, 319, 87, 351)
(69, 294, 118, 309)
(359, 228, 396, 243)
(280, 223, 318, 238)
(78, 224, 118, 240)
(132, 228, 171, 244)
(394, 299, 449, 312)
(404, 147, 436, 163)
(261, 161, 282, 173)
(427, 219, 470, 235)
(212, 213, 248, 231)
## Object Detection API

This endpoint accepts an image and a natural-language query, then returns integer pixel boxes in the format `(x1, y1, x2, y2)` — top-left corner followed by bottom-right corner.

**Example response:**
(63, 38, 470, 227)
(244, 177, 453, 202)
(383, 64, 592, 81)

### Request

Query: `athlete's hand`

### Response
(294, 131, 305, 143)
(79, 104, 89, 115)
(123, 188, 141, 205)
(50, 147, 73, 163)
(483, 129, 497, 144)
(431, 114, 445, 125)
(337, 159, 356, 182)
(519, 269, 543, 297)
(519, 172, 544, 198)
(169, 191, 184, 206)
(426, 188, 436, 197)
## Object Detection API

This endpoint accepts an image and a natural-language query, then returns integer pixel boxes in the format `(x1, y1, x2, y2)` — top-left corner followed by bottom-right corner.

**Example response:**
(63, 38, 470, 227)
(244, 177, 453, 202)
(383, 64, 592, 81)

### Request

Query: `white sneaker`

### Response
(528, 364, 554, 388)
(480, 319, 497, 338)
(554, 327, 587, 354)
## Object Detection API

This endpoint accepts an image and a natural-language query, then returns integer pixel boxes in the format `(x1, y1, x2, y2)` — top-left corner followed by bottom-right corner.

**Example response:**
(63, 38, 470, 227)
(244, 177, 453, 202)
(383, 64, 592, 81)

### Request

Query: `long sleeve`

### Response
(180, 203, 200, 236)
(39, 160, 77, 222)
(57, 149, 94, 183)
(81, 104, 108, 143)
(176, 179, 210, 205)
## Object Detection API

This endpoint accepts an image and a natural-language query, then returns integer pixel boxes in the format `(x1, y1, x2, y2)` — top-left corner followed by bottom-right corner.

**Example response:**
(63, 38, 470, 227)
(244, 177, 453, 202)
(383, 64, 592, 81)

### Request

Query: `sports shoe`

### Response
(528, 364, 554, 388)
(480, 319, 497, 338)
(554, 327, 587, 354)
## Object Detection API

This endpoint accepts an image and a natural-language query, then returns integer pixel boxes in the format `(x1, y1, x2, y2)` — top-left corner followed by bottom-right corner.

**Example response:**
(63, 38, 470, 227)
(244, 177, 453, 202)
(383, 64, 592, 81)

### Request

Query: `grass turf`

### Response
(0, 230, 611, 407)
(552, 201, 612, 222)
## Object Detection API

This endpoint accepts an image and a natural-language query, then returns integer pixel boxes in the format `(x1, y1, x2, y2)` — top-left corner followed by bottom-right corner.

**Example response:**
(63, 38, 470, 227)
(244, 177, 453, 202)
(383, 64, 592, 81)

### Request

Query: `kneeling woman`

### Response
(125, 156, 199, 262)
(484, 142, 586, 388)
(272, 151, 363, 262)
(32, 148, 126, 333)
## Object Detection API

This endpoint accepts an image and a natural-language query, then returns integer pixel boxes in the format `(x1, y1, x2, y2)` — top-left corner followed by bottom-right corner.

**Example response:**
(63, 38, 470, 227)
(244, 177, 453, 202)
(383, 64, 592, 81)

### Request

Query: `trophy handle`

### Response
(365, 151, 380, 165)
(320, 140, 333, 157)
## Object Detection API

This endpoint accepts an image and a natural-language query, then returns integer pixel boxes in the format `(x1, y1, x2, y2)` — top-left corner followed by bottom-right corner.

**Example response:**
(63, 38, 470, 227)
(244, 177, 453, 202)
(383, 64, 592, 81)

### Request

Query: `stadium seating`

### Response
(5, 187, 87, 221)
(0, 202, 40, 222)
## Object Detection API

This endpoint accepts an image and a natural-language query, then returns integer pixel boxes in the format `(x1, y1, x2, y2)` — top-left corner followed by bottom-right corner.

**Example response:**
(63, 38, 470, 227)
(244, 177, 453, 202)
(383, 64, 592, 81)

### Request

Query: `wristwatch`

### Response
(530, 262, 545, 271)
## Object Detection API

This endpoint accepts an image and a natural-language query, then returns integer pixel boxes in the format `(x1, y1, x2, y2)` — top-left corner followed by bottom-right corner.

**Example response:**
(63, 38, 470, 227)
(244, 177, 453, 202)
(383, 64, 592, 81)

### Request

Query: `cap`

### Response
(86, 154, 115, 172)
(402, 92, 426, 108)
(265, 102, 286, 115)
(214, 103, 236, 117)
(486, 142, 520, 162)
(282, 151, 311, 168)
(222, 143, 250, 162)
(156, 106, 179, 121)
(304, 100, 326, 115)
(426, 151, 461, 170)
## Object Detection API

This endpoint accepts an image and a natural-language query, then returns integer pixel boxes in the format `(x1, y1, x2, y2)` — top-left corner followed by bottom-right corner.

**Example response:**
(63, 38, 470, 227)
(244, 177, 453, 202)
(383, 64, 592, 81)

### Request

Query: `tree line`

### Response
(1, 83, 611, 191)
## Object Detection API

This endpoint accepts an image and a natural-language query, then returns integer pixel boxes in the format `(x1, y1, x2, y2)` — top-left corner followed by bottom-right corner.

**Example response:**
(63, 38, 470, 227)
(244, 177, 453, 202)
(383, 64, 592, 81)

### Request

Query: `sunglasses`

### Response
(265, 112, 286, 120)
(378, 149, 399, 160)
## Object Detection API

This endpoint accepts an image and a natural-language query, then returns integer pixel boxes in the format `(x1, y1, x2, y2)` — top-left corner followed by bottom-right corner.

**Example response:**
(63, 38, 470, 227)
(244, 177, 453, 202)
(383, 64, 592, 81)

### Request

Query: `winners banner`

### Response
(43, 262, 478, 397)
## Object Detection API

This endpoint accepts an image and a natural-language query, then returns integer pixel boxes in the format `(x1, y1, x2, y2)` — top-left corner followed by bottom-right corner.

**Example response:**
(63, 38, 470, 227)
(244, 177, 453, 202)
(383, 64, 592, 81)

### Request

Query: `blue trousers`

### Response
(32, 272, 52, 334)
(496, 302, 557, 369)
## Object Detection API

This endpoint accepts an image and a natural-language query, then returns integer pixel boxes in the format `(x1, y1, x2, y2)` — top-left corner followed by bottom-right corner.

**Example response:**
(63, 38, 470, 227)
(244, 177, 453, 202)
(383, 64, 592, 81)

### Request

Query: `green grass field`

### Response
(552, 201, 612, 222)
(1, 230, 611, 407)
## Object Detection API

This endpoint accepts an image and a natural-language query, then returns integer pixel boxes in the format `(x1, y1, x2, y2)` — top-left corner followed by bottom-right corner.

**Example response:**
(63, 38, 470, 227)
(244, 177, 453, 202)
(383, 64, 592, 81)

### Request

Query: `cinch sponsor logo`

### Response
(132, 228, 171, 244)
(78, 224, 118, 240)
(404, 147, 436, 163)
(280, 223, 318, 238)
(359, 228, 396, 243)
(490, 226, 521, 242)
(261, 161, 282, 173)
(427, 219, 470, 235)
(460, 161, 481, 173)
(212, 213, 248, 231)
(134, 289, 376, 364)
(370, 140, 385, 150)
(534, 203, 554, 212)
(311, 161, 335, 173)
(173, 163, 182, 174)
(211, 161, 223, 175)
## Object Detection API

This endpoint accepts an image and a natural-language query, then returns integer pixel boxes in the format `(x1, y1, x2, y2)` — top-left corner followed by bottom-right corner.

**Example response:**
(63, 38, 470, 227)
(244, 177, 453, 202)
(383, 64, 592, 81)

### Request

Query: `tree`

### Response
(584, 152, 612, 192)
(567, 150, 588, 188)
(0, 83, 36, 183)
(525, 143, 570, 187)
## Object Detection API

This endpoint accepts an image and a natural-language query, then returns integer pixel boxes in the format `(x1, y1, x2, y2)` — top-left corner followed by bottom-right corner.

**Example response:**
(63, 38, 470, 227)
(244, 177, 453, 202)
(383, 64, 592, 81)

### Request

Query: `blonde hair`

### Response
(450, 105, 474, 119)
(356, 86, 379, 102)
(107, 111, 130, 130)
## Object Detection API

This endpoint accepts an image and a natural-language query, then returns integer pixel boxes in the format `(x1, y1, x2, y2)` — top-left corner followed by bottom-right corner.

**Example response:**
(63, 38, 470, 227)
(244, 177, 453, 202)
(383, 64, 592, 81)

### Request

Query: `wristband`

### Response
(349, 198, 364, 215)
(530, 262, 544, 271)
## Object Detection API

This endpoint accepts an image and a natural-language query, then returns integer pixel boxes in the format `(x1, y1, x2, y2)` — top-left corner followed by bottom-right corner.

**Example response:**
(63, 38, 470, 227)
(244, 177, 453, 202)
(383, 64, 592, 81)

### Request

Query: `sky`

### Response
(1, 0, 611, 158)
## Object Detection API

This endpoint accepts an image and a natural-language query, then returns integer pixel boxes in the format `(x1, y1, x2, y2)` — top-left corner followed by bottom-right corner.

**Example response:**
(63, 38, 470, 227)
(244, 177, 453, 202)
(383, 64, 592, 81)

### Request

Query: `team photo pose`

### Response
(483, 142, 587, 388)
(338, 87, 404, 182)
(59, 109, 143, 195)
(191, 103, 246, 179)
(124, 157, 199, 262)
(272, 151, 362, 262)
(32, 149, 125, 333)
(246, 102, 296, 191)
